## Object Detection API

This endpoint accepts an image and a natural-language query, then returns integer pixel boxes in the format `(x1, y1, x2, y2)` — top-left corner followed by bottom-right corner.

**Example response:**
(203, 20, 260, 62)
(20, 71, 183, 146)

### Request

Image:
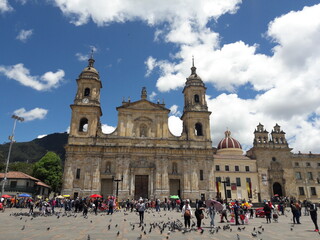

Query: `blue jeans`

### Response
(209, 211, 216, 226)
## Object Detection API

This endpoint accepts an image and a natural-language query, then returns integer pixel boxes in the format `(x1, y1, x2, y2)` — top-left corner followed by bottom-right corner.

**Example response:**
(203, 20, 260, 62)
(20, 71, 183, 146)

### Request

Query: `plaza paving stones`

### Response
(0, 208, 319, 240)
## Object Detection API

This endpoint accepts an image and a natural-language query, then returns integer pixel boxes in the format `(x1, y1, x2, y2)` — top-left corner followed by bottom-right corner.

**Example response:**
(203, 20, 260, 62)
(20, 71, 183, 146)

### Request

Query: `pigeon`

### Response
(87, 234, 90, 240)
(117, 231, 120, 236)
(237, 233, 240, 240)
(251, 232, 257, 237)
(21, 225, 25, 230)
(47, 227, 50, 231)
(137, 234, 142, 240)
(108, 225, 111, 230)
(253, 227, 256, 231)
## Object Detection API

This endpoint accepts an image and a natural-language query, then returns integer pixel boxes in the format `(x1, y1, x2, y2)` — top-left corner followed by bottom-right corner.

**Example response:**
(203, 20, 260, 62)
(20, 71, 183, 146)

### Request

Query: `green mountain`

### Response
(0, 132, 68, 164)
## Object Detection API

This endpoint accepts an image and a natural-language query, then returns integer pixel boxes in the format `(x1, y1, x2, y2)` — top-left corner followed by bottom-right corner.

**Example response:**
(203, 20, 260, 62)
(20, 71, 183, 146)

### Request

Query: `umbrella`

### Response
(90, 194, 102, 198)
(1, 194, 11, 198)
(206, 199, 223, 211)
(63, 194, 70, 198)
(169, 195, 179, 199)
(56, 195, 64, 199)
(18, 193, 31, 197)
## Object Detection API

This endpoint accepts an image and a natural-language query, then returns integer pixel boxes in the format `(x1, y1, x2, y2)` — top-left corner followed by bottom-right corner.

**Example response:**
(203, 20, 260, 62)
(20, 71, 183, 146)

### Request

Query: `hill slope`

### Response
(0, 132, 68, 163)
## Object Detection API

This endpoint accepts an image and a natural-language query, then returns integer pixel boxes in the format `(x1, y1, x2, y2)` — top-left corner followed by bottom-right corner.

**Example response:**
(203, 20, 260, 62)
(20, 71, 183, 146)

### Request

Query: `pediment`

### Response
(117, 99, 169, 112)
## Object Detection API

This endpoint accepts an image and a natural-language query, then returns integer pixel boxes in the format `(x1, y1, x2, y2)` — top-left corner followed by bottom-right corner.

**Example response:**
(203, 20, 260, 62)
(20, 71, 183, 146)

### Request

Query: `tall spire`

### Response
(191, 55, 197, 75)
(88, 49, 95, 68)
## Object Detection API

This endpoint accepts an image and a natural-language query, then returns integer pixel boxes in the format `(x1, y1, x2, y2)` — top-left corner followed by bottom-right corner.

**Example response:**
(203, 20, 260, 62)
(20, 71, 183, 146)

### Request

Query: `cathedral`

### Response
(62, 56, 320, 203)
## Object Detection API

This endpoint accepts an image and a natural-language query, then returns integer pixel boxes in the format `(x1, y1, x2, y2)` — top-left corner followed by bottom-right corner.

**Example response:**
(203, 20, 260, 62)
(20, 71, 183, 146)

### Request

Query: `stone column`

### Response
(161, 158, 169, 194)
(150, 169, 154, 199)
(92, 159, 101, 192)
(62, 163, 74, 193)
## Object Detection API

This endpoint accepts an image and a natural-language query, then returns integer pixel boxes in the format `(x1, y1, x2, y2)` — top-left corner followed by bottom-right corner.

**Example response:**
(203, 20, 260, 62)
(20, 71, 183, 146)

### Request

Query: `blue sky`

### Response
(1, 0, 320, 153)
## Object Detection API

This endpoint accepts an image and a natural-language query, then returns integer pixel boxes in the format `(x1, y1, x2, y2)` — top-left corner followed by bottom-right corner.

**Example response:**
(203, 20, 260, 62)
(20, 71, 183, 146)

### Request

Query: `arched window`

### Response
(79, 118, 88, 132)
(263, 137, 267, 143)
(140, 124, 148, 137)
(195, 123, 203, 136)
(84, 88, 90, 97)
(275, 138, 279, 143)
(105, 161, 111, 173)
(258, 137, 261, 143)
(194, 94, 200, 103)
(172, 162, 178, 174)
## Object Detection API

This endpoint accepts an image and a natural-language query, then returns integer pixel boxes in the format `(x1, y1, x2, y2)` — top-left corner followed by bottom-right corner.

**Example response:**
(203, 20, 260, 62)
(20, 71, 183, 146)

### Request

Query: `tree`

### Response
(10, 162, 34, 175)
(32, 152, 63, 193)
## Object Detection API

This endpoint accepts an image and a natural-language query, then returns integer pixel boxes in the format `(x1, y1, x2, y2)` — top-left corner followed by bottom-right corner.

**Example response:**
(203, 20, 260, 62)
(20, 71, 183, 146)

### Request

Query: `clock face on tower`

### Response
(82, 98, 89, 103)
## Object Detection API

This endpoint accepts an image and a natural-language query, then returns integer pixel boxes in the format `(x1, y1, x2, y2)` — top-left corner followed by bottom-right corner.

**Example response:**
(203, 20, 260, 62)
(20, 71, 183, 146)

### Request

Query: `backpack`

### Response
(184, 209, 191, 217)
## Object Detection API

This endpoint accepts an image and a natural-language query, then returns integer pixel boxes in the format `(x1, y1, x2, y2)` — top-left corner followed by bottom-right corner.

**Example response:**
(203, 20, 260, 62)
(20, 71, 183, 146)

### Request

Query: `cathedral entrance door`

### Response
(273, 182, 283, 196)
(135, 175, 148, 199)
(169, 179, 180, 197)
(101, 179, 113, 198)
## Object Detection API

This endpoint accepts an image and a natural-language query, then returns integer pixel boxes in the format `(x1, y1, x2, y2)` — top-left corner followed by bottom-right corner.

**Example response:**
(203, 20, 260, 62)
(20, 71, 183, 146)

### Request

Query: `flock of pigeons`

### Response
(9, 208, 300, 240)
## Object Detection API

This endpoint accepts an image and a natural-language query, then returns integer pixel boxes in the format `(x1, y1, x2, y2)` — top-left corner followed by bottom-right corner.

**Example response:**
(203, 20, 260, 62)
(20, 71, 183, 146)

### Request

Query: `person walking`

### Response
(220, 201, 229, 222)
(137, 199, 146, 225)
(107, 197, 114, 215)
(233, 201, 240, 225)
(195, 200, 205, 230)
(263, 203, 272, 223)
(308, 202, 319, 231)
(182, 199, 192, 229)
(208, 202, 216, 227)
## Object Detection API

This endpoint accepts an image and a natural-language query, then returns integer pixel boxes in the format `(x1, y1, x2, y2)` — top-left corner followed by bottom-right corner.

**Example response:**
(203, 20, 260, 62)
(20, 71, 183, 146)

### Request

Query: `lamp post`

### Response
(221, 179, 228, 203)
(1, 115, 24, 197)
(112, 175, 123, 202)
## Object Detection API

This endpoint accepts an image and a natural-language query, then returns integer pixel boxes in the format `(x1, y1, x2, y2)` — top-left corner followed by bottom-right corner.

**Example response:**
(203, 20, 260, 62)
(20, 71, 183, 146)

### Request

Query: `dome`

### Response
(81, 66, 98, 74)
(217, 130, 242, 150)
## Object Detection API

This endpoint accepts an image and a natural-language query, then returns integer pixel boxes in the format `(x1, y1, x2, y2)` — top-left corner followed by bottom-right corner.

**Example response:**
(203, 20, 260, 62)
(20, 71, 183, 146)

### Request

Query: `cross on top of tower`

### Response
(88, 49, 95, 68)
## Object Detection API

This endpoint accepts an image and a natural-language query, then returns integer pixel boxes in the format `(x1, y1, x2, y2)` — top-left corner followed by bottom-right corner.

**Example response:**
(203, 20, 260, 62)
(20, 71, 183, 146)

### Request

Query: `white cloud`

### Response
(102, 124, 115, 134)
(54, 0, 241, 27)
(168, 115, 182, 137)
(13, 108, 48, 122)
(0, 0, 12, 13)
(169, 105, 181, 117)
(149, 91, 157, 101)
(37, 134, 47, 139)
(75, 52, 88, 61)
(154, 4, 320, 153)
(16, 29, 33, 42)
(0, 63, 65, 91)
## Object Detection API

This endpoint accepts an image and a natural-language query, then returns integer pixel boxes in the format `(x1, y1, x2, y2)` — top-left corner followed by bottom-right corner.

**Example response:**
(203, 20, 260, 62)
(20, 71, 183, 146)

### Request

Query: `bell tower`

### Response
(181, 58, 211, 144)
(69, 53, 102, 138)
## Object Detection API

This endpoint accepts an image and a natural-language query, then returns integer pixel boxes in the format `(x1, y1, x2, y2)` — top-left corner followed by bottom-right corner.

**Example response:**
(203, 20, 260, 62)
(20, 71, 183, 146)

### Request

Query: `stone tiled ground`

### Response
(0, 207, 319, 240)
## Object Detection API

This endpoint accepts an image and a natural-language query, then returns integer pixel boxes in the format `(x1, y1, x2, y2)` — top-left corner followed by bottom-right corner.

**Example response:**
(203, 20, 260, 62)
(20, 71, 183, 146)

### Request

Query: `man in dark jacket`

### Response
(308, 202, 319, 232)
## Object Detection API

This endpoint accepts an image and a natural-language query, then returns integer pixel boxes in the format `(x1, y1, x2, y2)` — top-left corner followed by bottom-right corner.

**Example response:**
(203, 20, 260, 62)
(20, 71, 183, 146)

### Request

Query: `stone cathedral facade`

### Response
(62, 57, 320, 203)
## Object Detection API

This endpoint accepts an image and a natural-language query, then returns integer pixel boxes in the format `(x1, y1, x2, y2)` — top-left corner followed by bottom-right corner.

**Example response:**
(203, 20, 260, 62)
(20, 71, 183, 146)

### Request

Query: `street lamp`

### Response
(112, 175, 123, 202)
(221, 179, 228, 203)
(1, 115, 24, 196)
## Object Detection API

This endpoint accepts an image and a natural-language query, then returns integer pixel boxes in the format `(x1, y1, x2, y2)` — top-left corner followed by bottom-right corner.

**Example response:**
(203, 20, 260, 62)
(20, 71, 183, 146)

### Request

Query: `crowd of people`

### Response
(1, 195, 319, 232)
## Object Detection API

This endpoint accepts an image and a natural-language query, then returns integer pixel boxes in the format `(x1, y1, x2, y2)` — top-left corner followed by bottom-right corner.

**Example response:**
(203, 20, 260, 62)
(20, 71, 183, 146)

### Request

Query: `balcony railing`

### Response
(4, 186, 37, 194)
